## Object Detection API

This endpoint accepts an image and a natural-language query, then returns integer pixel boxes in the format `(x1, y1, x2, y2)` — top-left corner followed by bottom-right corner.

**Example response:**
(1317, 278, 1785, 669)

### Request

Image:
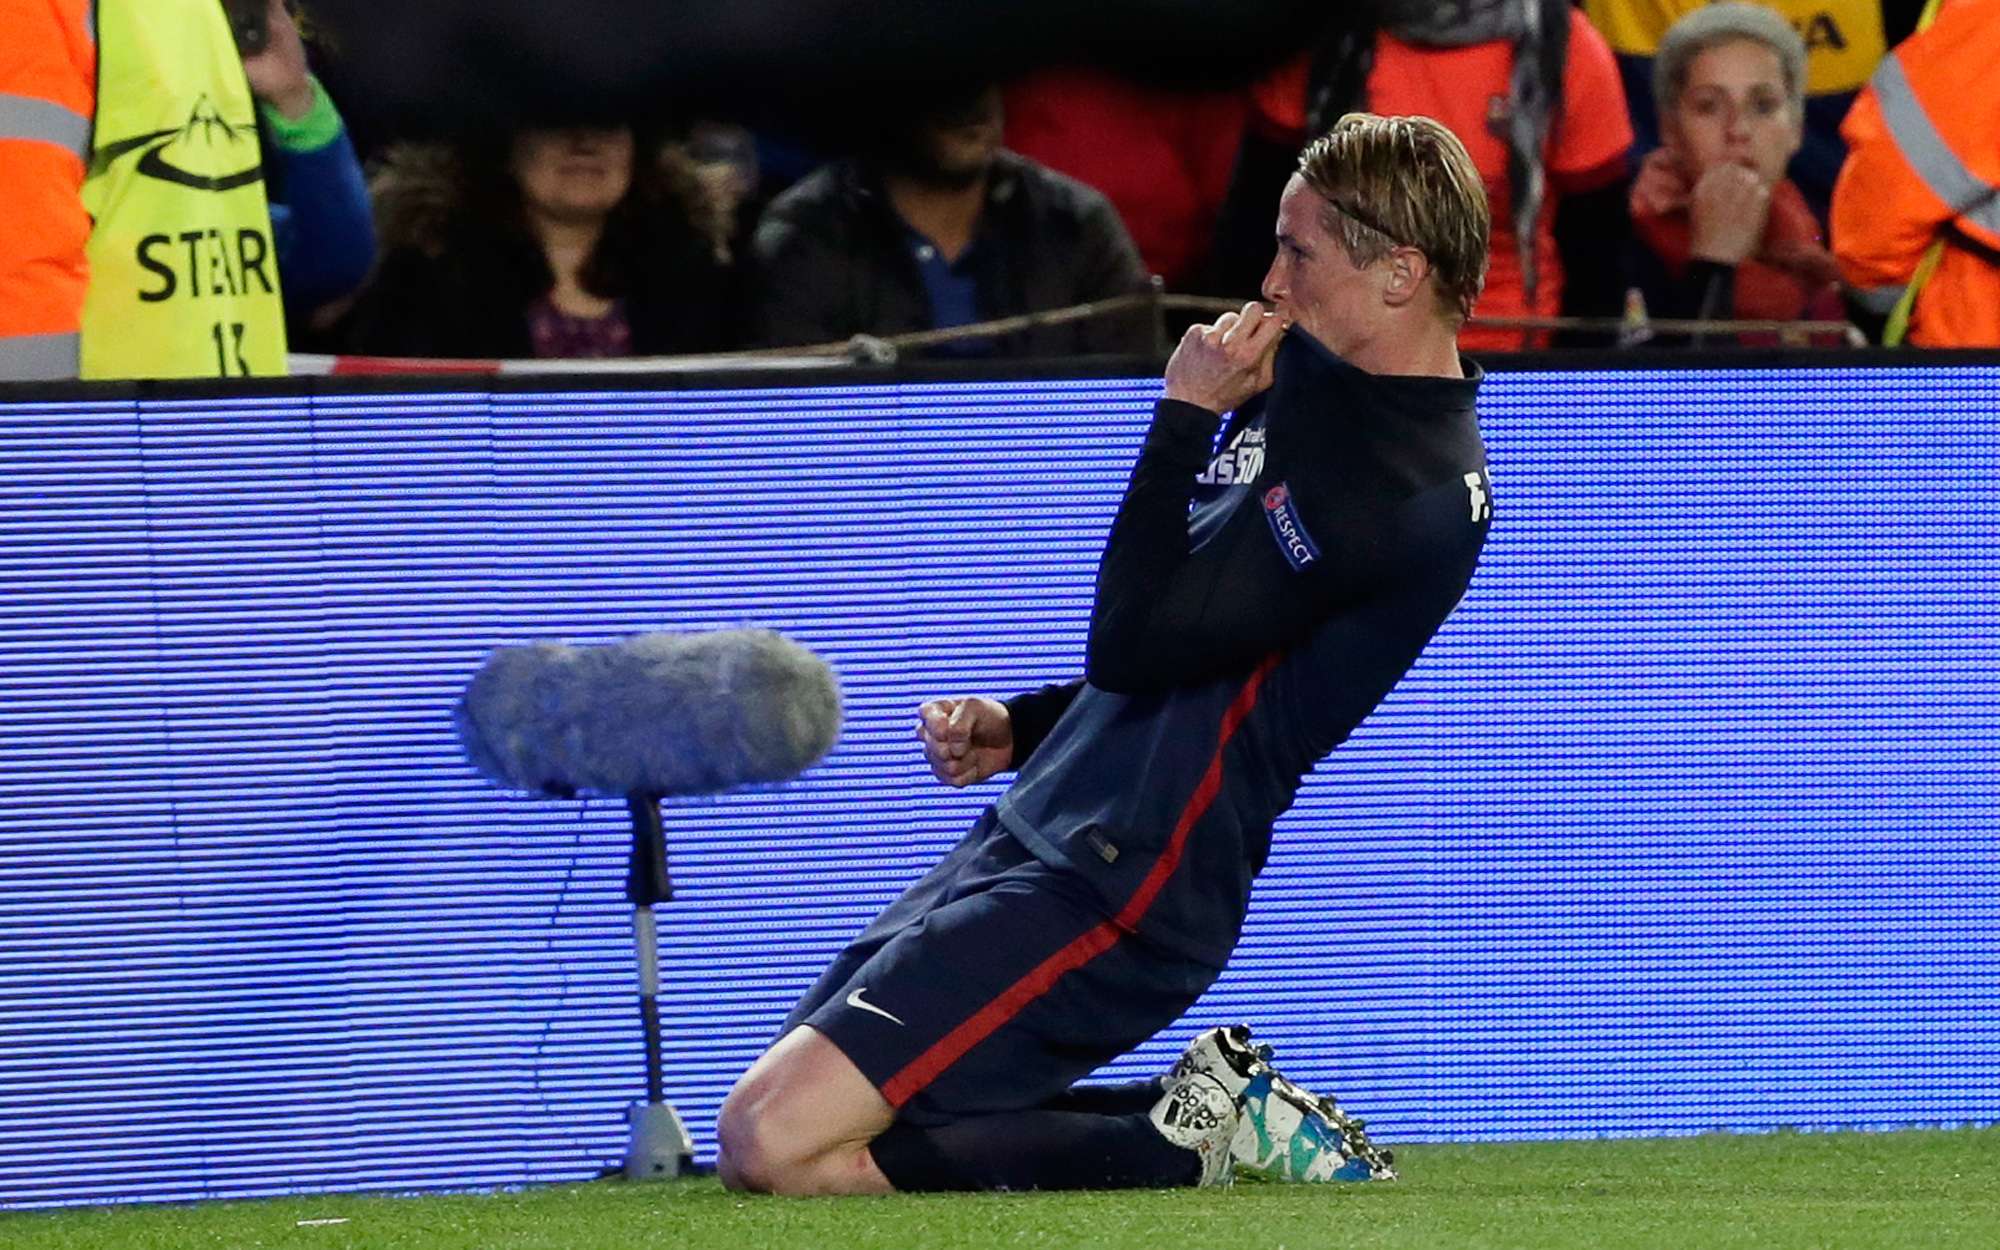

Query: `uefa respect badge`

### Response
(1262, 482, 1320, 572)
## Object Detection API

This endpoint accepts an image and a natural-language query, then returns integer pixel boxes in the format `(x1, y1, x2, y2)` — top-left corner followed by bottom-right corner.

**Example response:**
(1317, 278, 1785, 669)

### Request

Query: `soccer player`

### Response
(718, 112, 1495, 1195)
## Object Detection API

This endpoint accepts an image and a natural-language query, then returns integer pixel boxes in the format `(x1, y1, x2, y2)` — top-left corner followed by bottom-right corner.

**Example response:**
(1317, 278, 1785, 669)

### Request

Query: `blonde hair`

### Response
(1296, 113, 1490, 320)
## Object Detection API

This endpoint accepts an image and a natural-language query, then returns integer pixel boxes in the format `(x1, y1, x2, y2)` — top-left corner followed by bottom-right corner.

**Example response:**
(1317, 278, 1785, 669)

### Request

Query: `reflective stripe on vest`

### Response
(1872, 52, 2000, 235)
(0, 91, 90, 160)
(0, 331, 82, 381)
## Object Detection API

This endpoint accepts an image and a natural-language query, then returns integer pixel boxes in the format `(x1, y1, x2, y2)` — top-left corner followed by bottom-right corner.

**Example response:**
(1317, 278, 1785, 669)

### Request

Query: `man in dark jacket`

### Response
(719, 113, 1495, 1195)
(746, 86, 1155, 357)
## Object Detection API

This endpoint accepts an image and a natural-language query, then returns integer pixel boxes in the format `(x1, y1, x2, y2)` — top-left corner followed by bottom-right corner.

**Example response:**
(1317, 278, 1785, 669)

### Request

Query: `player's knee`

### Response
(716, 1083, 802, 1194)
(714, 1147, 748, 1192)
(715, 1084, 763, 1191)
(715, 1116, 809, 1194)
(719, 1027, 894, 1194)
(719, 1083, 873, 1196)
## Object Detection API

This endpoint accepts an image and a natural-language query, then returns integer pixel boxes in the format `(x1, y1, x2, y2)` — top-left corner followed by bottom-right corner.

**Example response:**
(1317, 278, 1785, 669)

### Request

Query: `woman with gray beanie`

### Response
(1625, 3, 1842, 334)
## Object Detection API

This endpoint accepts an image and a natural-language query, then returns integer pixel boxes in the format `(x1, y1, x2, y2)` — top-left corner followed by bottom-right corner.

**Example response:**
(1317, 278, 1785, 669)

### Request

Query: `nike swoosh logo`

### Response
(845, 987, 906, 1026)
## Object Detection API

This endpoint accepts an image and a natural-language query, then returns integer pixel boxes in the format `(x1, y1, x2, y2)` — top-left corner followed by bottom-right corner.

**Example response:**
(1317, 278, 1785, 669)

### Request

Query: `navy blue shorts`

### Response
(783, 808, 1218, 1127)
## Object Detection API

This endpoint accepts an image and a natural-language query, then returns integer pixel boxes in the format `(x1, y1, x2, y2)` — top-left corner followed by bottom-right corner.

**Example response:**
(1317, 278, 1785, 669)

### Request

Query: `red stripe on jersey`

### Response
(1113, 653, 1278, 929)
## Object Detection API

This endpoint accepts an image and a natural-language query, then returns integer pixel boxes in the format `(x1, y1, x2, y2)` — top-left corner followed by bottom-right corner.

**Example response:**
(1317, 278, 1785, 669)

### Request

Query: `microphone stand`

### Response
(620, 792, 695, 1180)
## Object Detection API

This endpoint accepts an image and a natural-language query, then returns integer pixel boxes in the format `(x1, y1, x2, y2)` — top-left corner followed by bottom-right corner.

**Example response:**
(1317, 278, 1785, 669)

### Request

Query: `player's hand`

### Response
(916, 697, 1013, 788)
(1688, 164, 1772, 265)
(241, 0, 316, 121)
(1163, 301, 1284, 415)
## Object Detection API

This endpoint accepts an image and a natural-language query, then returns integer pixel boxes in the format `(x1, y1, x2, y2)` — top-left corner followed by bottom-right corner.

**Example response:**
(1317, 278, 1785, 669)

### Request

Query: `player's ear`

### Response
(1381, 246, 1430, 309)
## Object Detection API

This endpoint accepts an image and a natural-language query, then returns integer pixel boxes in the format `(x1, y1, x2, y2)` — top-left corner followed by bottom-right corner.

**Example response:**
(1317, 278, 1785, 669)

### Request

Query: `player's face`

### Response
(1665, 39, 1801, 187)
(1262, 175, 1388, 357)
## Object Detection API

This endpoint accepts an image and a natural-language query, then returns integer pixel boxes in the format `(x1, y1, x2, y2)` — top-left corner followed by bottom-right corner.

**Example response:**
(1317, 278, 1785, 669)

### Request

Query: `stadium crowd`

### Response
(3, 0, 1998, 378)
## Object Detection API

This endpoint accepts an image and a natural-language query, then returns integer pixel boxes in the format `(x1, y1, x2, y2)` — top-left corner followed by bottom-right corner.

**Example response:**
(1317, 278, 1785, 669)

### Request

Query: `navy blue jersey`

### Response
(996, 330, 1490, 967)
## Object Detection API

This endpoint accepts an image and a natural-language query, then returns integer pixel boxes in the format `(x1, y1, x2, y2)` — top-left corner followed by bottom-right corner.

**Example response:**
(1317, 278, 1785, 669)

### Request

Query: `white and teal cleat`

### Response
(1229, 1071, 1398, 1184)
(1148, 1071, 1242, 1188)
(1164, 1025, 1276, 1102)
(1284, 1073, 1398, 1182)
(1167, 1024, 1398, 1183)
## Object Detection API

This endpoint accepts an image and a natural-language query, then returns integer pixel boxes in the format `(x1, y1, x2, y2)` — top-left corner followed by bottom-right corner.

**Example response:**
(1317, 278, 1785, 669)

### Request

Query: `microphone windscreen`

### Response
(455, 628, 841, 798)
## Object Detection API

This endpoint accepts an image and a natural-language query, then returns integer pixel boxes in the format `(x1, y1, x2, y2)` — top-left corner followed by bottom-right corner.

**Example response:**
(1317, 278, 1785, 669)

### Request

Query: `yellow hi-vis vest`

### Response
(79, 0, 287, 378)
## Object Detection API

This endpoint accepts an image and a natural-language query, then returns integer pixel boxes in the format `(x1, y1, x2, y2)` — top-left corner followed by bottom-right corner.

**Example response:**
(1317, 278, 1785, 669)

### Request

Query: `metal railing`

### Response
(291, 283, 1869, 376)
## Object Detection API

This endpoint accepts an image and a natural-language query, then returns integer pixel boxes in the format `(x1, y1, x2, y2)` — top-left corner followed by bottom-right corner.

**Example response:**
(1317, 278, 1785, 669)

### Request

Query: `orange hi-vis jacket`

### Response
(0, 0, 94, 380)
(1831, 0, 2000, 347)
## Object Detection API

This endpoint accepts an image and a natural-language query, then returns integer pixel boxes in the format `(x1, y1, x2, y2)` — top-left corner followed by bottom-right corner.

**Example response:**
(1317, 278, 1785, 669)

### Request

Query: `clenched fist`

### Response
(1688, 164, 1773, 265)
(916, 697, 1013, 788)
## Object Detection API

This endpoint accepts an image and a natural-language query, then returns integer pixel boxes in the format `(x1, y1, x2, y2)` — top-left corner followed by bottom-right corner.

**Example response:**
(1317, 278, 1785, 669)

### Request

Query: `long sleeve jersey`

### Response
(996, 330, 1491, 966)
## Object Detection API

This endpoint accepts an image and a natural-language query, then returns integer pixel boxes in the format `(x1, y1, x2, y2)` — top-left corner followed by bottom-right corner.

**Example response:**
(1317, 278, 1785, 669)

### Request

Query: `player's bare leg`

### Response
(716, 1025, 896, 1195)
(718, 1021, 1239, 1193)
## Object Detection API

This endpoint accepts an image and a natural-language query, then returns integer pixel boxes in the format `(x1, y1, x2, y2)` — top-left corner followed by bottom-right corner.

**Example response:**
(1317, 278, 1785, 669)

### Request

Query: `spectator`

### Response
(338, 125, 734, 360)
(1831, 0, 2000, 347)
(1626, 4, 1842, 336)
(1004, 69, 1247, 291)
(1580, 0, 1927, 225)
(746, 86, 1154, 357)
(1212, 0, 1634, 352)
(1, 0, 369, 380)
(684, 119, 766, 246)
(249, 1, 376, 329)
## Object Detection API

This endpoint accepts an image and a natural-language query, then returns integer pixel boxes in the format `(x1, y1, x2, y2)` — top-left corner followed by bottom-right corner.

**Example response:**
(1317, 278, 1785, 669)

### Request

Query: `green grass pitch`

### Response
(5, 1128, 1996, 1250)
